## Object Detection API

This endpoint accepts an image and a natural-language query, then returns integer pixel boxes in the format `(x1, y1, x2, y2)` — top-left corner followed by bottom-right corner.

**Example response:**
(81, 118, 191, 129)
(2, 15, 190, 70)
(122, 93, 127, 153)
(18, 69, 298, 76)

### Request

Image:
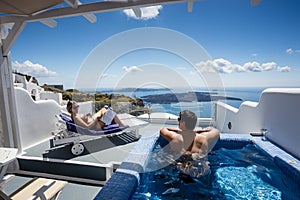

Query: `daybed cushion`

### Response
(59, 114, 128, 135)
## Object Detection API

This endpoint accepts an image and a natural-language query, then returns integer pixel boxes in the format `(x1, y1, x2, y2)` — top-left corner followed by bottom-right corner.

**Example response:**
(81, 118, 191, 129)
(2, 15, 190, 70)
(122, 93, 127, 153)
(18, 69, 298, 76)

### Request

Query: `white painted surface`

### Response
(14, 87, 61, 150)
(40, 91, 62, 105)
(261, 88, 300, 160)
(13, 74, 44, 101)
(14, 87, 94, 150)
(215, 101, 261, 134)
(138, 112, 214, 127)
(138, 112, 178, 120)
(215, 88, 300, 159)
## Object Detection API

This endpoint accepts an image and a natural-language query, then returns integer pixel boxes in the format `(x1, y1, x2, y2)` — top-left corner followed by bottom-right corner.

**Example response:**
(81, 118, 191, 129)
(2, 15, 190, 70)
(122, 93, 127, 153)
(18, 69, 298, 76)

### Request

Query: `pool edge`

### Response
(94, 134, 159, 200)
(94, 133, 300, 200)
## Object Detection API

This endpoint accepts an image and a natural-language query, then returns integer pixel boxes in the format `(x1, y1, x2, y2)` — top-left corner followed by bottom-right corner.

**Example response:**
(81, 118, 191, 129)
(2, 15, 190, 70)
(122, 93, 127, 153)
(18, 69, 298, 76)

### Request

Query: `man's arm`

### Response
(160, 127, 179, 142)
(194, 134, 209, 156)
(199, 127, 220, 152)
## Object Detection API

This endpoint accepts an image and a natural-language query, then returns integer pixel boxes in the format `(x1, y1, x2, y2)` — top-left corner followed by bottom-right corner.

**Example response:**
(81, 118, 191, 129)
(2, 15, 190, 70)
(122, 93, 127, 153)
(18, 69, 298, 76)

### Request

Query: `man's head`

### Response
(178, 110, 197, 130)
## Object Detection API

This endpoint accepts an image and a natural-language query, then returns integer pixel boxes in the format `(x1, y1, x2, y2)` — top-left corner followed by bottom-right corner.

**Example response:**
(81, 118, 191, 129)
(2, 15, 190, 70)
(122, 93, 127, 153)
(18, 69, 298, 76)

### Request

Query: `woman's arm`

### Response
(81, 113, 92, 123)
(73, 114, 98, 129)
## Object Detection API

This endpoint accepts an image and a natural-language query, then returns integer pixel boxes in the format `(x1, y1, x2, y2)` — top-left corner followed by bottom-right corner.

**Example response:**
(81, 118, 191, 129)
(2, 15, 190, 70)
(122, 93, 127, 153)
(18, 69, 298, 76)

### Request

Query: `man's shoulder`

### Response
(174, 133, 183, 140)
(194, 133, 207, 143)
(195, 132, 206, 138)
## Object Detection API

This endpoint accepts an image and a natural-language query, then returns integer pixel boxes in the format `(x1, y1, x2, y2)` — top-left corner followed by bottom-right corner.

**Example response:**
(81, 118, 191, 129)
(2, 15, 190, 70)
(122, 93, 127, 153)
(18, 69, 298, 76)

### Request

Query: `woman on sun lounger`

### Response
(67, 101, 125, 130)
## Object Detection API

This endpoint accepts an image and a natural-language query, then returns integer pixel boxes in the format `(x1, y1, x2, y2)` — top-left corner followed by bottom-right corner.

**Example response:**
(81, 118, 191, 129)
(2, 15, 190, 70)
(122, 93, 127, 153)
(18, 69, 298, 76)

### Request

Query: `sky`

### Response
(9, 0, 300, 91)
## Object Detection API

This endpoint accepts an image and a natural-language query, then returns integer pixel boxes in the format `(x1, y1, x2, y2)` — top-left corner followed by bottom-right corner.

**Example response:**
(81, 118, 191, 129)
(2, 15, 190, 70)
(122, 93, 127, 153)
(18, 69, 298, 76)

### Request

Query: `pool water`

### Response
(131, 143, 300, 200)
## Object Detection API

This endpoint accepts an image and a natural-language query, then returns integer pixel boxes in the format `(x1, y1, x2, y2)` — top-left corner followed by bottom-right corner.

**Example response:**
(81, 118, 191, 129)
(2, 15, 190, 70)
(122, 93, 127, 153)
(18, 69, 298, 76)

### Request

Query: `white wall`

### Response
(14, 87, 94, 150)
(14, 87, 61, 150)
(261, 89, 300, 160)
(215, 101, 261, 134)
(40, 91, 62, 105)
(215, 88, 300, 159)
(13, 74, 43, 101)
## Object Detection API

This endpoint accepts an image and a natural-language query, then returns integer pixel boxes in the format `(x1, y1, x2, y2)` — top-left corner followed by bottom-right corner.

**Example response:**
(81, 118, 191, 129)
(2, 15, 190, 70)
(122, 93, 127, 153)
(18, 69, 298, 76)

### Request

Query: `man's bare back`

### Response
(160, 110, 219, 155)
(160, 127, 219, 156)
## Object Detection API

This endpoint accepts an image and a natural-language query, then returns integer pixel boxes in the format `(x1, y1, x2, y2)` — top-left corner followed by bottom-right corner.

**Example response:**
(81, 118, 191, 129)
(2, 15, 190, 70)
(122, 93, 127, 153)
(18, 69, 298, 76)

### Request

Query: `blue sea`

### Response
(95, 87, 266, 118)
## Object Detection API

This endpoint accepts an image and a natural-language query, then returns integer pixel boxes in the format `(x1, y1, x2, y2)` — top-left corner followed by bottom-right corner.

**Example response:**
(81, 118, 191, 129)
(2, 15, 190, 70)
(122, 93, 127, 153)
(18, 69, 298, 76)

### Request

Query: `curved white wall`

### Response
(14, 87, 61, 150)
(40, 91, 62, 104)
(261, 89, 300, 160)
(14, 87, 94, 150)
(216, 101, 261, 134)
(216, 88, 300, 159)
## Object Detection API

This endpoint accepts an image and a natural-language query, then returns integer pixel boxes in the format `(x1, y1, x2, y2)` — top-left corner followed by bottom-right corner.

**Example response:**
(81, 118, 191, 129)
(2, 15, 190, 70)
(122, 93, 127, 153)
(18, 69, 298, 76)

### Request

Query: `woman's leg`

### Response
(112, 115, 125, 126)
(95, 106, 125, 127)
(93, 107, 107, 129)
(97, 120, 105, 129)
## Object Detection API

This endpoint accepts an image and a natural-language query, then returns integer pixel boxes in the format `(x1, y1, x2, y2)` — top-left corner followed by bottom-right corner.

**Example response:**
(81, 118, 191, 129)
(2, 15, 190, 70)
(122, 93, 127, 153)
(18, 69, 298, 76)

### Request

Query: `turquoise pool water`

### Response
(131, 143, 300, 200)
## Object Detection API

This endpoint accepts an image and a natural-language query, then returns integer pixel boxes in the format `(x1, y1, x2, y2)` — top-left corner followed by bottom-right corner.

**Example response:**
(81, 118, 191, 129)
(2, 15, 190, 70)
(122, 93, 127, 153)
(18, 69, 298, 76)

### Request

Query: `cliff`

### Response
(141, 91, 242, 104)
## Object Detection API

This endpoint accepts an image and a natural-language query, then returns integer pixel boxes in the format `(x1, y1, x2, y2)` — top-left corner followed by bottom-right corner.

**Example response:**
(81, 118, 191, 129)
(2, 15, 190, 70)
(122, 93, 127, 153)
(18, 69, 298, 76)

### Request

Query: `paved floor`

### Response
(3, 122, 181, 200)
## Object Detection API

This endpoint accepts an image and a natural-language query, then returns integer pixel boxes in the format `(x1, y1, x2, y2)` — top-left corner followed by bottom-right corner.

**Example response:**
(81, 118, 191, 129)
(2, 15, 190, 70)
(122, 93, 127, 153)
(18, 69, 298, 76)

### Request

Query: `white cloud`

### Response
(251, 53, 258, 57)
(277, 66, 291, 72)
(261, 62, 277, 71)
(195, 58, 290, 74)
(122, 65, 143, 73)
(123, 6, 163, 20)
(195, 60, 217, 73)
(286, 48, 294, 54)
(12, 60, 57, 77)
(195, 58, 245, 74)
(286, 48, 300, 54)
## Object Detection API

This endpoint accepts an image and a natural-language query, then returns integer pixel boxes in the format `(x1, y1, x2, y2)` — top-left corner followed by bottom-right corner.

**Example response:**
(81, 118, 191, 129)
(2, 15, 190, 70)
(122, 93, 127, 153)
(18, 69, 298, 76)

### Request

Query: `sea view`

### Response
(93, 87, 267, 118)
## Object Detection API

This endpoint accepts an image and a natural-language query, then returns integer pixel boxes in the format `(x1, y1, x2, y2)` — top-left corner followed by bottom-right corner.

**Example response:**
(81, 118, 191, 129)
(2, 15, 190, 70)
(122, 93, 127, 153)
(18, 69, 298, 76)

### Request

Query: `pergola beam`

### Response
(40, 18, 57, 28)
(132, 7, 142, 18)
(187, 0, 193, 12)
(0, 0, 186, 24)
(2, 21, 26, 56)
(65, 0, 79, 9)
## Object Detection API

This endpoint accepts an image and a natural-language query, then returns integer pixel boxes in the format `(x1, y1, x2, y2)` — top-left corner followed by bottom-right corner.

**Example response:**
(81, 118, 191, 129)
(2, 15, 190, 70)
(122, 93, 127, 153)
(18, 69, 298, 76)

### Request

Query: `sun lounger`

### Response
(52, 113, 148, 155)
(58, 114, 129, 135)
(0, 177, 67, 200)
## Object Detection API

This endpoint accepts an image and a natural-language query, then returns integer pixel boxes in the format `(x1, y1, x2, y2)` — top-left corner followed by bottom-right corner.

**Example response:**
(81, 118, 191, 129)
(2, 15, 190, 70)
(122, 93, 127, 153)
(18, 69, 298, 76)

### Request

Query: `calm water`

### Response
(131, 143, 300, 200)
(97, 87, 265, 118)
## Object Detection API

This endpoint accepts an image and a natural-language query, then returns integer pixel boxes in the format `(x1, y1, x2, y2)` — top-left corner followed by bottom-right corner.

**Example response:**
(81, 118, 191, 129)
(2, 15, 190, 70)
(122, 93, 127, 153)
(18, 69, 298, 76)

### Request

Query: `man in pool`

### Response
(159, 110, 220, 178)
(160, 110, 220, 158)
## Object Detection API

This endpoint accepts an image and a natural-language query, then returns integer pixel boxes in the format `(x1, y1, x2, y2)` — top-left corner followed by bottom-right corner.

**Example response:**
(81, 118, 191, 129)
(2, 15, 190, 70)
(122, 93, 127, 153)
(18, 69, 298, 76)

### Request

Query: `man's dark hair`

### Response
(179, 110, 197, 130)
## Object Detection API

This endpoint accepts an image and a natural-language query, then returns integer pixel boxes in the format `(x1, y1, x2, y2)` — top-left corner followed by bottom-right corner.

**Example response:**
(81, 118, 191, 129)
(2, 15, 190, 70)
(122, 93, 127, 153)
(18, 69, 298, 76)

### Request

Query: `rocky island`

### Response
(141, 91, 242, 104)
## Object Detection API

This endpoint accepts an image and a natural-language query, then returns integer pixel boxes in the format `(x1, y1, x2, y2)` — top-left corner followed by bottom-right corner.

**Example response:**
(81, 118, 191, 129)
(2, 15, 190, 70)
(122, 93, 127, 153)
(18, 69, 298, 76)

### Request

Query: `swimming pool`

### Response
(132, 141, 300, 199)
(94, 134, 300, 200)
